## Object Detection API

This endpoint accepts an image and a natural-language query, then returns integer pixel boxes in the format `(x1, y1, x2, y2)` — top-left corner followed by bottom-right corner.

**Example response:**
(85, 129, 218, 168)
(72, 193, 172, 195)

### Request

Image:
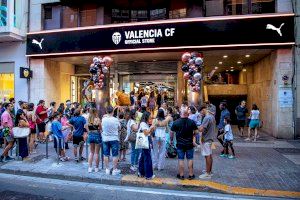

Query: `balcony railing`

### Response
(0, 0, 26, 42)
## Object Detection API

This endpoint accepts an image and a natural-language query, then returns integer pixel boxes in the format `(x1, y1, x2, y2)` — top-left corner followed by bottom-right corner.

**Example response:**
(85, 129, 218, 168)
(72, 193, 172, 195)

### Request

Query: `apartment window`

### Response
(169, 8, 186, 19)
(225, 0, 249, 15)
(62, 6, 79, 28)
(150, 8, 167, 20)
(79, 5, 97, 27)
(43, 4, 61, 30)
(44, 6, 52, 20)
(0, 0, 7, 26)
(251, 0, 275, 14)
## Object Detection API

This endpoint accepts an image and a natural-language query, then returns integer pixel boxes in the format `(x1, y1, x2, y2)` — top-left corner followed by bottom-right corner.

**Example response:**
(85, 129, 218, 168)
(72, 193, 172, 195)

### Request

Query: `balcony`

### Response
(0, 0, 27, 42)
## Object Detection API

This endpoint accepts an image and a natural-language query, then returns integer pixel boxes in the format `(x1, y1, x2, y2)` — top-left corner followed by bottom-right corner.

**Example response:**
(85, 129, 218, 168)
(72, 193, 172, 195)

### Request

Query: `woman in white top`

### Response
(152, 109, 172, 171)
(245, 104, 260, 142)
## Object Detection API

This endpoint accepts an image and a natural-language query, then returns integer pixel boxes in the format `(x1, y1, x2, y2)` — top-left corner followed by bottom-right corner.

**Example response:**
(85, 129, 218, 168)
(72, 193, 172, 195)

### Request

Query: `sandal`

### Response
(176, 174, 184, 180)
(188, 175, 195, 180)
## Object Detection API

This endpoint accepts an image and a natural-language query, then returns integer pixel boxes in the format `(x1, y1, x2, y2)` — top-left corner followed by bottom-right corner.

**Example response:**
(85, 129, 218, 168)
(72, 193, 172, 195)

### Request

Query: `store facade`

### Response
(26, 0, 297, 139)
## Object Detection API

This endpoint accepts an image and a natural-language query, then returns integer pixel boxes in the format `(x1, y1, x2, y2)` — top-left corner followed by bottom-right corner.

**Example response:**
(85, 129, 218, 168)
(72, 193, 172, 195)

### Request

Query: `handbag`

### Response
(12, 127, 30, 138)
(135, 125, 149, 149)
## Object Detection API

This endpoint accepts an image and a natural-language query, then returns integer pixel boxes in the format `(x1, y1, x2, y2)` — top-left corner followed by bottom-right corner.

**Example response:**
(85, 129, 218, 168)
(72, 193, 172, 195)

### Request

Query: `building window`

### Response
(131, 10, 148, 22)
(0, 0, 7, 26)
(251, 0, 275, 14)
(62, 6, 79, 28)
(150, 8, 167, 20)
(79, 5, 97, 27)
(225, 0, 249, 15)
(44, 6, 52, 20)
(169, 8, 186, 19)
(0, 73, 14, 101)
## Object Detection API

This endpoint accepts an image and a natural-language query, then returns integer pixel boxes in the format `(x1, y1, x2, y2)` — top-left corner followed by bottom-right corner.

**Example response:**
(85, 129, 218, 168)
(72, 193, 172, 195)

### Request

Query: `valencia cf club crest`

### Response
(112, 32, 121, 45)
(20, 67, 32, 79)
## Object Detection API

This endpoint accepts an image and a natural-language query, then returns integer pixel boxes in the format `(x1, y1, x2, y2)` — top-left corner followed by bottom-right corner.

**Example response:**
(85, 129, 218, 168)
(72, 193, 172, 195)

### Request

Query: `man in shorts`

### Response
(0, 103, 15, 162)
(199, 105, 216, 179)
(101, 106, 121, 175)
(171, 105, 198, 180)
(67, 109, 87, 162)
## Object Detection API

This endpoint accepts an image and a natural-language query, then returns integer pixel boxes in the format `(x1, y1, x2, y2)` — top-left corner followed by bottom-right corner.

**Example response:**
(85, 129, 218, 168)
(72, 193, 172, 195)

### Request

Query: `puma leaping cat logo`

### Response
(32, 38, 44, 50)
(266, 23, 285, 37)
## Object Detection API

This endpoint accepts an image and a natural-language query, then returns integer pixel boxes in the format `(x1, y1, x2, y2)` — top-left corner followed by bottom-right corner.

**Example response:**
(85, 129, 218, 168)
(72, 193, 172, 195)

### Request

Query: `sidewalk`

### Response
(0, 130, 300, 198)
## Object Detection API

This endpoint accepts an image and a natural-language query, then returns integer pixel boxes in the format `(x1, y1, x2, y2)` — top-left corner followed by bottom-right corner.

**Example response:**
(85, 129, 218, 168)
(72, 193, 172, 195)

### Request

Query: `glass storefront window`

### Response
(0, 0, 7, 26)
(0, 73, 14, 101)
(150, 8, 167, 20)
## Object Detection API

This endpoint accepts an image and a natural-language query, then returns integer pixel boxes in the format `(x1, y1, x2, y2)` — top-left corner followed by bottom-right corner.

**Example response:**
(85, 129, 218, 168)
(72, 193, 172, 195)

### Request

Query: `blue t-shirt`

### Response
(69, 116, 86, 137)
(51, 120, 63, 139)
(218, 109, 230, 129)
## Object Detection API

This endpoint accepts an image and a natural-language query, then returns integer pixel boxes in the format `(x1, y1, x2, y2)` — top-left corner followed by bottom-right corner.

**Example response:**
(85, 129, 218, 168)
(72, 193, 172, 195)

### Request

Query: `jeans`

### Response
(139, 148, 153, 178)
(103, 140, 119, 157)
(152, 137, 166, 170)
(130, 141, 140, 166)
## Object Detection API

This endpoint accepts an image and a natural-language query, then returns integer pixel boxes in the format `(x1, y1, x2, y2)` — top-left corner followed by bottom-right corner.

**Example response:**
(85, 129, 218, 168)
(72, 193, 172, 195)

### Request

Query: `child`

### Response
(220, 117, 235, 159)
(51, 112, 69, 162)
(61, 114, 71, 149)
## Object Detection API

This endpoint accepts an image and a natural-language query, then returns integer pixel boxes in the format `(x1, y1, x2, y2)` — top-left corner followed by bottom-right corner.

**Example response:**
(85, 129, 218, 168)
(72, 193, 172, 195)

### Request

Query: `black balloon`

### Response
(181, 64, 189, 72)
(89, 67, 98, 74)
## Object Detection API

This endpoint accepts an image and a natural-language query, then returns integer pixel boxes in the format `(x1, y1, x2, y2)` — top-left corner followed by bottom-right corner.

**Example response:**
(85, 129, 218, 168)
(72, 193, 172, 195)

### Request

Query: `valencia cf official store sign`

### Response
(26, 13, 295, 57)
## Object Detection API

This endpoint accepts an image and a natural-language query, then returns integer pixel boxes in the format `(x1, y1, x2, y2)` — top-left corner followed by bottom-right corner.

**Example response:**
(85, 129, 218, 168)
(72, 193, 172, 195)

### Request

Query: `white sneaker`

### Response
(146, 175, 155, 180)
(112, 168, 121, 175)
(88, 167, 93, 173)
(94, 168, 99, 173)
(199, 173, 212, 179)
(130, 166, 137, 171)
(105, 168, 111, 175)
(244, 138, 250, 141)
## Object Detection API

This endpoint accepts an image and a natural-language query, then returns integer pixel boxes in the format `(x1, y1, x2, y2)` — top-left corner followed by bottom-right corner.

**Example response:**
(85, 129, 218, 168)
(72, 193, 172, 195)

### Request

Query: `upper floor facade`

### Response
(29, 0, 294, 32)
(0, 0, 28, 42)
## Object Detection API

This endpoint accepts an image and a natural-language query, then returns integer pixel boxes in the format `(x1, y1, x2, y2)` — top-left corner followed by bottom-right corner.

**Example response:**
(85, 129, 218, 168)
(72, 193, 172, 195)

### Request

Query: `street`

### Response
(0, 173, 292, 200)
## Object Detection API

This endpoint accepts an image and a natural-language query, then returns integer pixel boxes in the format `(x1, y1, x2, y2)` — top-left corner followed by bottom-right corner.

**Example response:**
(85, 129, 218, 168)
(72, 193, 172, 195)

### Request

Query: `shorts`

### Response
(249, 119, 260, 129)
(5, 135, 14, 143)
(201, 142, 212, 156)
(177, 148, 194, 160)
(54, 137, 64, 150)
(73, 136, 84, 147)
(88, 132, 102, 144)
(103, 140, 119, 157)
(237, 120, 246, 128)
(30, 127, 37, 134)
(37, 122, 46, 133)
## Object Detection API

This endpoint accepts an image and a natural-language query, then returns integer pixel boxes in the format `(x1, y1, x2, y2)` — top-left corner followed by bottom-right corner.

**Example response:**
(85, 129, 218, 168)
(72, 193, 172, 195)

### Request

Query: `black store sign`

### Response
(26, 14, 294, 56)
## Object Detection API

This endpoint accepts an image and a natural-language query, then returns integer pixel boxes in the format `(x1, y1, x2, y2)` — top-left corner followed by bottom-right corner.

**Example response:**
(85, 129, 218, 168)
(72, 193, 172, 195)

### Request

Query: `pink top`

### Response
(1, 111, 14, 129)
(61, 117, 68, 126)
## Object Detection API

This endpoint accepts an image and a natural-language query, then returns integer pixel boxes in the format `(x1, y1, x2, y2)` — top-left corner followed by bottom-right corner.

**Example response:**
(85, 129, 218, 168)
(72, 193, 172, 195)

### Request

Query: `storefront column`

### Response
(96, 69, 110, 117)
(177, 62, 184, 106)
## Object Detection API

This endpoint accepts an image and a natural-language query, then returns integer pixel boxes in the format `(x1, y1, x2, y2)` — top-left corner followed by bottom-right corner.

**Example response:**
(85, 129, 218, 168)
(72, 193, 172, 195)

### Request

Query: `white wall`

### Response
(0, 42, 28, 103)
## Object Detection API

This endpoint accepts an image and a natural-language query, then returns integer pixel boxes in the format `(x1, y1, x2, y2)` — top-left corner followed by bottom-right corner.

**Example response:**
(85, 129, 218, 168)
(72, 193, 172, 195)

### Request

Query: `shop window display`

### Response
(0, 74, 14, 101)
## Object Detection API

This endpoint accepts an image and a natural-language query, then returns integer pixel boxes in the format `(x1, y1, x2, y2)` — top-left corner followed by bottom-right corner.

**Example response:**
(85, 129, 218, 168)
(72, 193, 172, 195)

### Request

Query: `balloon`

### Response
(183, 72, 190, 80)
(193, 73, 202, 81)
(89, 67, 98, 74)
(100, 74, 104, 79)
(102, 66, 108, 73)
(181, 64, 189, 72)
(103, 56, 113, 67)
(189, 69, 196, 76)
(188, 58, 195, 65)
(93, 57, 99, 63)
(181, 52, 191, 63)
(195, 57, 203, 66)
(190, 65, 196, 70)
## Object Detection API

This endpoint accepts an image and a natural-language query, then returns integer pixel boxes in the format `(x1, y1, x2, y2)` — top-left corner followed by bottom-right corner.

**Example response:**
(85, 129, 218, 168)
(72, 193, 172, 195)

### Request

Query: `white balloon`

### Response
(195, 57, 203, 66)
(93, 57, 99, 63)
(102, 66, 108, 73)
(193, 72, 202, 81)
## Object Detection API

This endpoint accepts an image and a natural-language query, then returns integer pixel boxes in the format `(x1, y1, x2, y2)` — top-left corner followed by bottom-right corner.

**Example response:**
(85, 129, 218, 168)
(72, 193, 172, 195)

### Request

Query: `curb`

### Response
(1, 168, 300, 199)
(122, 175, 300, 199)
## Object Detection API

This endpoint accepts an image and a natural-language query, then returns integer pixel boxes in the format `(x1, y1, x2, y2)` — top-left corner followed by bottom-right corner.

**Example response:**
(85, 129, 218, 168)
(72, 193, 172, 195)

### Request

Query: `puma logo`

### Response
(32, 38, 44, 50)
(266, 23, 285, 37)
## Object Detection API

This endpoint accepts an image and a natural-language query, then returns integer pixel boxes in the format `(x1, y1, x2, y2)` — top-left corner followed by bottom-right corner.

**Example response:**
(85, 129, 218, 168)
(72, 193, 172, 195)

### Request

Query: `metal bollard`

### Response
(100, 142, 104, 169)
(45, 134, 49, 159)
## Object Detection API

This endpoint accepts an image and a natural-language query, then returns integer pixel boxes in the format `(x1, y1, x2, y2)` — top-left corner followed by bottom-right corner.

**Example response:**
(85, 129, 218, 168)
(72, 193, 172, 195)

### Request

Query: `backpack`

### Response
(166, 142, 177, 158)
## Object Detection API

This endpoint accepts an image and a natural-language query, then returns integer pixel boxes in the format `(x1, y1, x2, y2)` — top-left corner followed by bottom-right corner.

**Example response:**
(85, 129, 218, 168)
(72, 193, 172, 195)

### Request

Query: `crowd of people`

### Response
(0, 95, 261, 180)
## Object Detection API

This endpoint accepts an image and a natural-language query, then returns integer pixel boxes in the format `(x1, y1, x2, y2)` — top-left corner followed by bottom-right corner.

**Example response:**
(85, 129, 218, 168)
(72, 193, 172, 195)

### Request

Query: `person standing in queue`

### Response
(217, 102, 230, 154)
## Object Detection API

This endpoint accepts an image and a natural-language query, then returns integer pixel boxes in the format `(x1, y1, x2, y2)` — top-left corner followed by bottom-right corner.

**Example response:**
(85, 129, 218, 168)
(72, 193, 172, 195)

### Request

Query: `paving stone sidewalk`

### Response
(0, 130, 299, 194)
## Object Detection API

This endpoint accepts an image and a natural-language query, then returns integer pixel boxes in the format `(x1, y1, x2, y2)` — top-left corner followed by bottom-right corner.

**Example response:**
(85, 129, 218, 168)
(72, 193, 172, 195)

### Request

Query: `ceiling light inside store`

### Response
(243, 69, 247, 72)
(153, 60, 156, 61)
(214, 67, 218, 70)
(245, 55, 250, 58)
(230, 67, 234, 69)
(223, 55, 228, 58)
(219, 61, 223, 65)
(226, 70, 229, 72)
(230, 69, 234, 72)
(134, 61, 138, 62)
(237, 61, 242, 64)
